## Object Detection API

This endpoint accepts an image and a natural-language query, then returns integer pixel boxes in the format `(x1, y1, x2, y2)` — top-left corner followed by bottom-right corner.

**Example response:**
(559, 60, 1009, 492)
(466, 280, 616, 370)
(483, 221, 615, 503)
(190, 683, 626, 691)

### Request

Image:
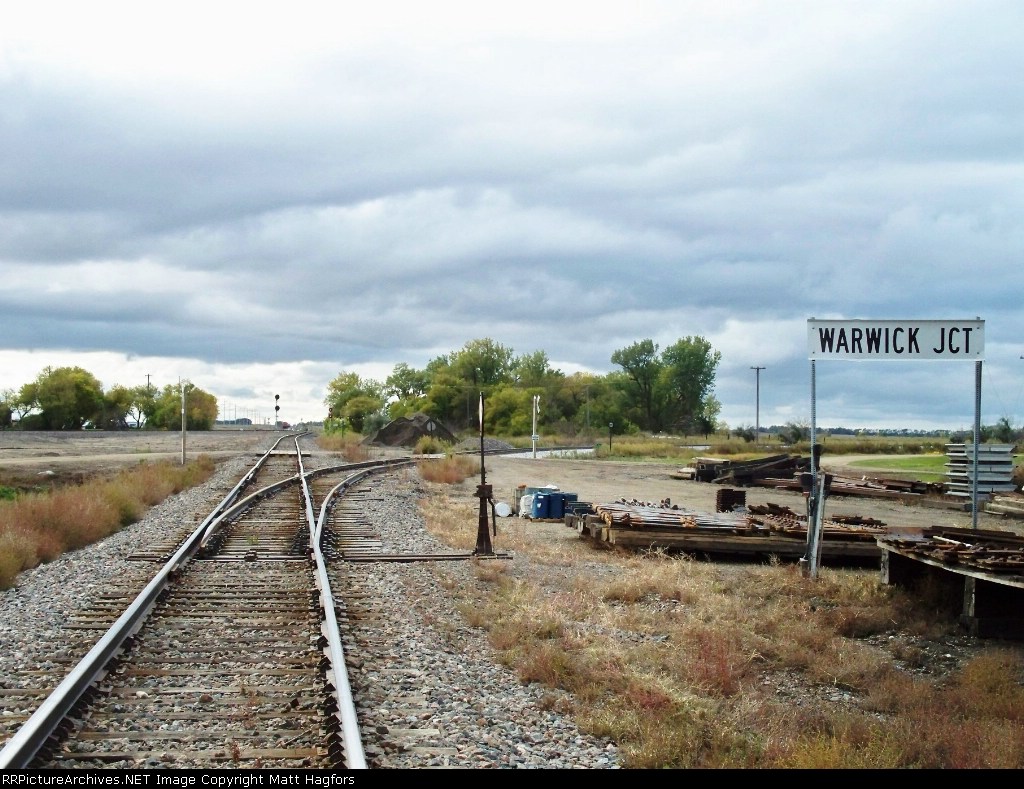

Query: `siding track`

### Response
(0, 434, 414, 770)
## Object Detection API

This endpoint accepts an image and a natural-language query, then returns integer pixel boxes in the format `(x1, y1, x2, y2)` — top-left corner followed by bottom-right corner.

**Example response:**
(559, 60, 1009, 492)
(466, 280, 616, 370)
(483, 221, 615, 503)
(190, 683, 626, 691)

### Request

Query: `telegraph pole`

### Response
(750, 366, 765, 444)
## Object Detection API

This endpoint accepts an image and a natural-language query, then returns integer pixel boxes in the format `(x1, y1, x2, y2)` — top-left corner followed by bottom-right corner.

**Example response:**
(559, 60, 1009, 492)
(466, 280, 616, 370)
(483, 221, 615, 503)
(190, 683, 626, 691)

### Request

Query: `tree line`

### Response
(0, 335, 723, 437)
(325, 336, 722, 438)
(0, 367, 218, 431)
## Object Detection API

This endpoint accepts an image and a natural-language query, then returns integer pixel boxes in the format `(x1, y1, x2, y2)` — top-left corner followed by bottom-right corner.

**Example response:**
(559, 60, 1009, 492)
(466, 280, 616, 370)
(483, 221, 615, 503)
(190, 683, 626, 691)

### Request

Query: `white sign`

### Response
(807, 319, 984, 360)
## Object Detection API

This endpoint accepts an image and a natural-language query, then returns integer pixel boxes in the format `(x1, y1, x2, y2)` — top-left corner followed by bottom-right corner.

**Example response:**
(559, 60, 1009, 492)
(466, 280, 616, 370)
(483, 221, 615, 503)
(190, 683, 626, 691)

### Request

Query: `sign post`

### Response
(804, 318, 985, 578)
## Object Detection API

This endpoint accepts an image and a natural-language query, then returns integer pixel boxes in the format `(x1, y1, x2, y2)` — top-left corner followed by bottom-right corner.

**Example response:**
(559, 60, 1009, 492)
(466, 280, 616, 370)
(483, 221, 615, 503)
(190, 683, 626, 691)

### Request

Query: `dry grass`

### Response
(315, 433, 371, 461)
(418, 482, 1024, 769)
(0, 456, 216, 590)
(417, 455, 479, 485)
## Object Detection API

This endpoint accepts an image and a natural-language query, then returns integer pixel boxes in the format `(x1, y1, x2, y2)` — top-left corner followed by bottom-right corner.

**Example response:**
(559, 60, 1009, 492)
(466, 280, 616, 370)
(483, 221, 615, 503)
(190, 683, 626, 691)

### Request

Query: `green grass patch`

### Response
(845, 453, 1024, 484)
(847, 454, 950, 483)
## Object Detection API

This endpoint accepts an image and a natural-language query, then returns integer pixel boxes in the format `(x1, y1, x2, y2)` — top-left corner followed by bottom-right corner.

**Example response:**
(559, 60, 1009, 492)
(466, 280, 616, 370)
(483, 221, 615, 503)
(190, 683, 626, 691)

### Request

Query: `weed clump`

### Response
(0, 456, 217, 590)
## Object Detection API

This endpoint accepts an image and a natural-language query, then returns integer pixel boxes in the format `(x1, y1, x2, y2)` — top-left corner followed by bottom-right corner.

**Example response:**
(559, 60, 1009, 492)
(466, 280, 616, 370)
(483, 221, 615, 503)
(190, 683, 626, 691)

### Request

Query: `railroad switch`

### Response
(474, 483, 495, 556)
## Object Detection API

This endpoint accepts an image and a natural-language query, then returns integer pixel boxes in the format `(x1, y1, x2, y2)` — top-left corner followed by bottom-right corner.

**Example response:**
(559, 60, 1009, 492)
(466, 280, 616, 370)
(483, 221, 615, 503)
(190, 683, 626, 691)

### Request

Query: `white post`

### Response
(180, 380, 187, 465)
(532, 395, 540, 458)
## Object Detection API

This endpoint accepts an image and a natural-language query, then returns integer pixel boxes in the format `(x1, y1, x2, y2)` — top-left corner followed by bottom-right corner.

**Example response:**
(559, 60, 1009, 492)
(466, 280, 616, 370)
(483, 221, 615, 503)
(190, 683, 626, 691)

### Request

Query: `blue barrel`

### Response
(531, 493, 550, 519)
(548, 492, 565, 519)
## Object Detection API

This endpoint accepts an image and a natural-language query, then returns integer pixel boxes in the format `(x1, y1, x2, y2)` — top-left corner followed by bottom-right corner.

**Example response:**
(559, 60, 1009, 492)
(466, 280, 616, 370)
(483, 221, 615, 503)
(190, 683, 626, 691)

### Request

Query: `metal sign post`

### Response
(531, 395, 540, 459)
(805, 318, 985, 579)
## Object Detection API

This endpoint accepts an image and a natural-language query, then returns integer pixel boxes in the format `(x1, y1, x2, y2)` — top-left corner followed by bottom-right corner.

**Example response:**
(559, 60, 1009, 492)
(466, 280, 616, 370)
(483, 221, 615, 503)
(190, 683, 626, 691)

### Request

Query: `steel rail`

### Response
(302, 450, 368, 768)
(0, 434, 300, 769)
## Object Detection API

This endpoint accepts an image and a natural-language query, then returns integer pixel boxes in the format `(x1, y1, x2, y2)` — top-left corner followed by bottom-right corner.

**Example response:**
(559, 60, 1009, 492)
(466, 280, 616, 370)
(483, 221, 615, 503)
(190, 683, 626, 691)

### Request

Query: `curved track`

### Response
(0, 434, 416, 770)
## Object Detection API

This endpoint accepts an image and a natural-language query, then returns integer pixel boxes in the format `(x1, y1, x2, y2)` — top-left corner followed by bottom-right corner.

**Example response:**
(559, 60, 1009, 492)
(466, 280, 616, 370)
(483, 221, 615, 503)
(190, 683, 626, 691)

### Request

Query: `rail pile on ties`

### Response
(574, 495, 884, 562)
(594, 499, 754, 533)
(878, 528, 1024, 575)
(590, 498, 885, 540)
(673, 453, 945, 501)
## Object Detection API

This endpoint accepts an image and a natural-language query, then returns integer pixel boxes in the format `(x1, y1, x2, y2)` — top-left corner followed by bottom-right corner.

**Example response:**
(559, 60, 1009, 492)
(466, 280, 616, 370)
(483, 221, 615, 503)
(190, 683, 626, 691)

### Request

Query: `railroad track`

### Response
(0, 434, 420, 770)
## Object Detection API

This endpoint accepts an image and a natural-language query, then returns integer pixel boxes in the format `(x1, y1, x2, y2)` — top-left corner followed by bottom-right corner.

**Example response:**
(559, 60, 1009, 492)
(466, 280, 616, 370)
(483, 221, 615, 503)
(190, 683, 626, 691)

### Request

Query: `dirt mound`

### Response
(363, 413, 458, 448)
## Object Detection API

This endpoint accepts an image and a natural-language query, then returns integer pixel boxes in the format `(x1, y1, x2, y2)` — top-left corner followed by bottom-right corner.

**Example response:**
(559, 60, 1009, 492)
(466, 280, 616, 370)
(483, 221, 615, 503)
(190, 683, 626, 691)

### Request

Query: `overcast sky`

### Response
(2, 1, 1023, 433)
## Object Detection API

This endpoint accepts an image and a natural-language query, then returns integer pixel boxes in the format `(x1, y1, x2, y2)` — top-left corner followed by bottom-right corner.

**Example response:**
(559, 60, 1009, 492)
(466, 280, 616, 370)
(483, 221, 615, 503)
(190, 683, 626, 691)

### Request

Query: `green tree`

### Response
(694, 396, 722, 437)
(511, 350, 555, 387)
(101, 384, 154, 430)
(184, 387, 218, 430)
(146, 383, 218, 430)
(32, 366, 105, 430)
(780, 421, 810, 444)
(324, 371, 385, 430)
(385, 363, 430, 401)
(416, 368, 461, 427)
(992, 416, 1017, 444)
(96, 385, 133, 430)
(658, 336, 721, 432)
(417, 340, 516, 431)
(342, 394, 383, 433)
(12, 383, 38, 421)
(126, 384, 156, 429)
(610, 339, 662, 431)
(734, 425, 756, 443)
(448, 338, 515, 388)
(485, 386, 539, 435)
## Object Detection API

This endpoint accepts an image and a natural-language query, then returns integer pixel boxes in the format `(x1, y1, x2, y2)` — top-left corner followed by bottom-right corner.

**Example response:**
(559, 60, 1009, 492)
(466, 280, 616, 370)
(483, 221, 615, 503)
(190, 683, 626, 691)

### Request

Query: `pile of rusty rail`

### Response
(757, 472, 943, 500)
(575, 499, 882, 562)
(678, 453, 949, 503)
(878, 527, 1024, 575)
(984, 493, 1024, 519)
(709, 454, 808, 485)
(593, 500, 755, 533)
(746, 502, 886, 542)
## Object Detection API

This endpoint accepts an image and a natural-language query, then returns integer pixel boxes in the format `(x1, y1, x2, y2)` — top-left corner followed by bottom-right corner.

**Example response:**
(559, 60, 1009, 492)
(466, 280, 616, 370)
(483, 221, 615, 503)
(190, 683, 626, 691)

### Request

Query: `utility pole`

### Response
(179, 379, 188, 465)
(750, 366, 765, 444)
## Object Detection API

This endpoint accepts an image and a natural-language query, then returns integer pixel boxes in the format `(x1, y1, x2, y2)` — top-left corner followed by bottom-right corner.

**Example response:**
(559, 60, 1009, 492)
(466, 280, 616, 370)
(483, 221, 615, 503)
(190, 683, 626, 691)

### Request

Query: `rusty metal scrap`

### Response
(878, 528, 1024, 575)
(593, 498, 885, 542)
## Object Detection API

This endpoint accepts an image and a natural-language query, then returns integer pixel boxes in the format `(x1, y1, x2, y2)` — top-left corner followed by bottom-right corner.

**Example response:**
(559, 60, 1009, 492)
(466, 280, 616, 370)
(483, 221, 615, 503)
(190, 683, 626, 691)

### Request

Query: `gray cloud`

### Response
(2, 2, 1023, 431)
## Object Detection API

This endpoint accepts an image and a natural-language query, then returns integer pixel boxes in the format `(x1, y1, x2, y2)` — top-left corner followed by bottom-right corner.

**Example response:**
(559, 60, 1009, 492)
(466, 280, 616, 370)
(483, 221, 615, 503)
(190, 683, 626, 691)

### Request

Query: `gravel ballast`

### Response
(0, 450, 620, 770)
